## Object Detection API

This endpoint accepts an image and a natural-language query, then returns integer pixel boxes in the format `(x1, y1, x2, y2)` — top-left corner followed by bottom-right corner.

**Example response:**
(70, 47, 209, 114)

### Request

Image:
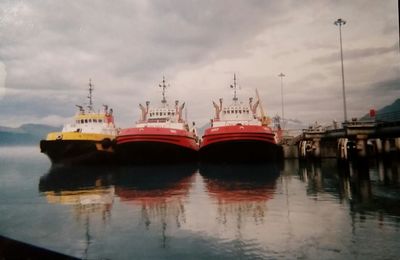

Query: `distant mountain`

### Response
(361, 98, 400, 122)
(0, 124, 61, 146)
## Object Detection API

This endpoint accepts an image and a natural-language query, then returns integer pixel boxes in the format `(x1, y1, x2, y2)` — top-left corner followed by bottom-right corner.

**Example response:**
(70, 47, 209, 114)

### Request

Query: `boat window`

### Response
(168, 112, 170, 115)
(85, 119, 88, 123)
(99, 119, 102, 123)
(93, 119, 97, 123)
(89, 119, 92, 123)
(239, 110, 242, 114)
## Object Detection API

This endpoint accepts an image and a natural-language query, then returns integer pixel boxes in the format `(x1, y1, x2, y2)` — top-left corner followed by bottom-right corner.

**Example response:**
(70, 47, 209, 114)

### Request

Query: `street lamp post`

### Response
(278, 73, 285, 129)
(334, 18, 348, 123)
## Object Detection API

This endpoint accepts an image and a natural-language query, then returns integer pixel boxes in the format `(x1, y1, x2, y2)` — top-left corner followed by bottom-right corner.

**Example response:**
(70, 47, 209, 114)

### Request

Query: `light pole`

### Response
(278, 73, 285, 129)
(334, 18, 347, 123)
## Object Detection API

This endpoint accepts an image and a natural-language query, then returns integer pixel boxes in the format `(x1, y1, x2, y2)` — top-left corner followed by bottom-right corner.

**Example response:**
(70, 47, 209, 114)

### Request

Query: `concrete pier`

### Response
(395, 138, 400, 152)
(356, 135, 368, 158)
(383, 139, 391, 153)
(284, 119, 400, 160)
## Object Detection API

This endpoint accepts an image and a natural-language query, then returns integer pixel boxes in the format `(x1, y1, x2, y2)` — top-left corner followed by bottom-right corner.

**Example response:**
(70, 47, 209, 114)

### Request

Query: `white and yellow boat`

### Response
(40, 80, 118, 165)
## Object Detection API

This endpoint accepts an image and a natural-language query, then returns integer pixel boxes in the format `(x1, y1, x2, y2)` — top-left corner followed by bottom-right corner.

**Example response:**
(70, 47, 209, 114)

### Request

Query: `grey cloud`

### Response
(0, 91, 76, 117)
(312, 44, 397, 65)
(0, 0, 397, 127)
(0, 0, 287, 92)
(369, 77, 400, 93)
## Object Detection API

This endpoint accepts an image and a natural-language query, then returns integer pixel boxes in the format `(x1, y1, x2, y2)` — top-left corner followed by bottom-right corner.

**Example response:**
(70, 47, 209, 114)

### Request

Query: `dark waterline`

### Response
(0, 146, 399, 259)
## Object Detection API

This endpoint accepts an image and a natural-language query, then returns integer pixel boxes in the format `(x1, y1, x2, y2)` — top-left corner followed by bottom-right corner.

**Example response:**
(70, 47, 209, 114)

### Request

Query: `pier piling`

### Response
(282, 119, 400, 160)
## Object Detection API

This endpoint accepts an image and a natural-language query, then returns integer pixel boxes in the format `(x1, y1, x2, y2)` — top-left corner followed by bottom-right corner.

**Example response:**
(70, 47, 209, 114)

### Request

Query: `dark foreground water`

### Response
(0, 147, 399, 259)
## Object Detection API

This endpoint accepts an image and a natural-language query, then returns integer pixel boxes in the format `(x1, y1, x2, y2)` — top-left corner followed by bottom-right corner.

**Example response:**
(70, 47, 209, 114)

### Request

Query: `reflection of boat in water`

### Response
(200, 163, 280, 202)
(39, 166, 115, 216)
(114, 164, 196, 247)
(39, 165, 114, 218)
(39, 165, 114, 193)
(200, 163, 280, 225)
(39, 166, 115, 259)
(114, 164, 196, 203)
(40, 79, 118, 165)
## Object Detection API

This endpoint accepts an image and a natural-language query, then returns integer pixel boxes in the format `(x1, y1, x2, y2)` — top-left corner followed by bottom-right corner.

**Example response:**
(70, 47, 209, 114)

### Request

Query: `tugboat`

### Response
(40, 79, 118, 165)
(116, 77, 198, 164)
(199, 74, 282, 162)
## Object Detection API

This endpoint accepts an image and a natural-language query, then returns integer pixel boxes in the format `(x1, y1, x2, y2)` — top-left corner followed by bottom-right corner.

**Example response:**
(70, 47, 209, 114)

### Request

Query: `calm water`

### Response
(0, 147, 399, 259)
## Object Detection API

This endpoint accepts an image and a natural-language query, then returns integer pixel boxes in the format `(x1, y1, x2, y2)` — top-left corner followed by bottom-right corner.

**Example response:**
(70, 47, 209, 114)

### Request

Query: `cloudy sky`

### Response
(0, 0, 398, 129)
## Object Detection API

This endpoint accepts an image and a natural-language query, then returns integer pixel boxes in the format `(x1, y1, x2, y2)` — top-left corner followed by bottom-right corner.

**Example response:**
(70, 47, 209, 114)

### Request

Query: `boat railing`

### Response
(212, 119, 261, 127)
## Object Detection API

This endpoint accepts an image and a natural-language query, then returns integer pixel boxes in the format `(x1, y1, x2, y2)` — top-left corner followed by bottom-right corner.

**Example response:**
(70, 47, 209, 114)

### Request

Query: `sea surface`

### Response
(0, 146, 399, 259)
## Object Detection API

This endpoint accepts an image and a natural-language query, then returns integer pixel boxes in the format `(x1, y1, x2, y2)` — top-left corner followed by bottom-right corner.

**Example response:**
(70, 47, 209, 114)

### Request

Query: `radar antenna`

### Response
(230, 74, 238, 103)
(159, 76, 169, 104)
(87, 78, 94, 112)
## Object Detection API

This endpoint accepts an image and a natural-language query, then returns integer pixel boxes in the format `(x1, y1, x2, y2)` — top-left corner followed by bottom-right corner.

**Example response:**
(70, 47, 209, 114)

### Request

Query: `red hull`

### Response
(200, 125, 282, 162)
(201, 125, 276, 146)
(116, 127, 198, 164)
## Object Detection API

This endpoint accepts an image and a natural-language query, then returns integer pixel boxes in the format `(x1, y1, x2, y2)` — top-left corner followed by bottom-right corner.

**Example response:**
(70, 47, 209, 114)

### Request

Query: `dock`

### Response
(280, 112, 400, 160)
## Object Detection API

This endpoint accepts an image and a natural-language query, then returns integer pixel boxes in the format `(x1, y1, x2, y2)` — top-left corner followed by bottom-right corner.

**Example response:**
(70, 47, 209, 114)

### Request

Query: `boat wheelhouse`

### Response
(116, 77, 198, 164)
(40, 79, 118, 165)
(199, 74, 282, 162)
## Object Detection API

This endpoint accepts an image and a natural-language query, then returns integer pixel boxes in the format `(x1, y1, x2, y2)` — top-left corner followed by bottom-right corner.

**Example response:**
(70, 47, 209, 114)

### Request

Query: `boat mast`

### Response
(87, 78, 94, 112)
(231, 74, 238, 103)
(159, 76, 168, 105)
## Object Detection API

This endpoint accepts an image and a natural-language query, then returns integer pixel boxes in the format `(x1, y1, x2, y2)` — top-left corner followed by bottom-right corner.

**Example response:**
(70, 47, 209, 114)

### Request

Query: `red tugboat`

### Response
(199, 74, 282, 162)
(116, 77, 199, 164)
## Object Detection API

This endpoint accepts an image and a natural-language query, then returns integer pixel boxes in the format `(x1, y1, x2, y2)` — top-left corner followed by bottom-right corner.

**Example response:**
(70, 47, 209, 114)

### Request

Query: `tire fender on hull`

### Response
(101, 138, 112, 149)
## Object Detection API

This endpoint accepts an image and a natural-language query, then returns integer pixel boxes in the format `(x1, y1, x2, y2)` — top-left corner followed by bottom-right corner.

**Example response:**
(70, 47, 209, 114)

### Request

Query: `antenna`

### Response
(230, 73, 238, 102)
(87, 78, 94, 112)
(159, 76, 168, 104)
